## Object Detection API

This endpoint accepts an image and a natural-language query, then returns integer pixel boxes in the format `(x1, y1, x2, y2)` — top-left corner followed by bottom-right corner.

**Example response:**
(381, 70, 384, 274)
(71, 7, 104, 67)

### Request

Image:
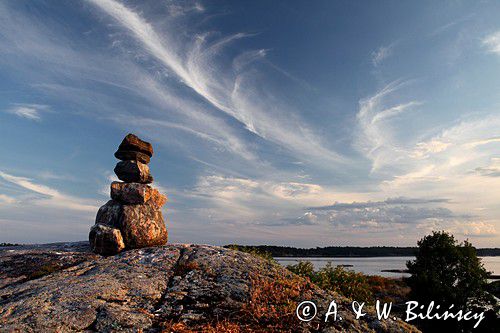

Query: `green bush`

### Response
(287, 261, 315, 279)
(288, 261, 372, 302)
(226, 244, 277, 263)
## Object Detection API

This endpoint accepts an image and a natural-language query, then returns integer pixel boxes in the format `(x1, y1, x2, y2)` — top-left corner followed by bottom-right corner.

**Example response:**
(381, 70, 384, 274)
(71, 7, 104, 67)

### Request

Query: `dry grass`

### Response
(160, 267, 313, 332)
(243, 271, 312, 328)
(365, 275, 410, 304)
(160, 320, 242, 333)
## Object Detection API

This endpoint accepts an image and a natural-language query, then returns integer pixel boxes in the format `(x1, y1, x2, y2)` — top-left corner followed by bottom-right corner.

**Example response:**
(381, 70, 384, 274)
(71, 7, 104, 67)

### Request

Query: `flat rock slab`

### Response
(0, 243, 420, 333)
(114, 150, 150, 164)
(110, 182, 166, 208)
(114, 160, 153, 184)
(117, 133, 153, 157)
(0, 242, 96, 289)
(1, 243, 182, 332)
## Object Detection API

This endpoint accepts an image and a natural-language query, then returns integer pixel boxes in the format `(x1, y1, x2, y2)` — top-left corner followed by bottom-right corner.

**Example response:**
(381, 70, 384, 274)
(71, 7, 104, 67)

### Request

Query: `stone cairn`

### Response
(89, 134, 168, 255)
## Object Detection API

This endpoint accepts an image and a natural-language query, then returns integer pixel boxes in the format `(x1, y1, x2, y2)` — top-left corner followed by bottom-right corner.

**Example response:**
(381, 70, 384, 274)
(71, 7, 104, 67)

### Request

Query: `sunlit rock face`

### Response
(0, 243, 421, 333)
(119, 202, 167, 249)
(89, 133, 168, 255)
(110, 181, 166, 207)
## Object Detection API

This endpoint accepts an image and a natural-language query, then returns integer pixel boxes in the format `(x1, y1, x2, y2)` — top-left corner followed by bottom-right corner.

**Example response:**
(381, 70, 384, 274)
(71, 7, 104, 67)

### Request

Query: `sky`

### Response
(1, 0, 500, 247)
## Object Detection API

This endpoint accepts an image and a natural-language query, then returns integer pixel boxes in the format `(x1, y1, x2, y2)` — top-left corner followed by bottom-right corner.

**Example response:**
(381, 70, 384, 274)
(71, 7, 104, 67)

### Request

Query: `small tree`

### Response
(406, 231, 496, 332)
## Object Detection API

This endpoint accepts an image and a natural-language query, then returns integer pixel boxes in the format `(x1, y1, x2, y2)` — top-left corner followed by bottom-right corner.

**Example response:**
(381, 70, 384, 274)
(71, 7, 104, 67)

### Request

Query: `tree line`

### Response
(224, 244, 500, 257)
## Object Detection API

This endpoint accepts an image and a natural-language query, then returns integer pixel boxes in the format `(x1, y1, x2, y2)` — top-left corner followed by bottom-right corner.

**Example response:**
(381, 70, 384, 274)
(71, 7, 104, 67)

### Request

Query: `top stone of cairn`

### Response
(114, 133, 154, 164)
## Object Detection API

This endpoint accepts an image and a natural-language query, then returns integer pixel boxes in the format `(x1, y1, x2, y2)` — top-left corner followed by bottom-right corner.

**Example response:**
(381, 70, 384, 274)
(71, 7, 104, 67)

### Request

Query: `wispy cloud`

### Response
(1, 1, 499, 245)
(463, 136, 500, 149)
(37, 171, 78, 181)
(0, 1, 256, 165)
(371, 43, 395, 66)
(0, 171, 98, 212)
(166, 0, 204, 17)
(98, 173, 119, 197)
(0, 194, 16, 204)
(472, 158, 500, 177)
(308, 196, 450, 211)
(482, 30, 500, 55)
(351, 81, 500, 240)
(410, 140, 451, 159)
(324, 205, 458, 225)
(233, 49, 268, 72)
(87, 0, 347, 166)
(355, 81, 421, 171)
(258, 212, 320, 226)
(298, 197, 496, 237)
(182, 174, 367, 224)
(5, 103, 50, 121)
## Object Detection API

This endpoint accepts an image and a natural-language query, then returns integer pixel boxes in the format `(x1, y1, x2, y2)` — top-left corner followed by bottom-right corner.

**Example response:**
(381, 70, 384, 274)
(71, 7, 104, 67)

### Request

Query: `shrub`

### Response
(287, 262, 373, 302)
(365, 275, 410, 304)
(226, 245, 276, 263)
(314, 263, 372, 302)
(286, 261, 314, 280)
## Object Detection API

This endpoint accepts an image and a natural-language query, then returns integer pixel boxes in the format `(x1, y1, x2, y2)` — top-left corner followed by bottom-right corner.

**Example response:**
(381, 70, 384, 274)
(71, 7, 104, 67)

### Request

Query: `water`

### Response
(275, 256, 500, 279)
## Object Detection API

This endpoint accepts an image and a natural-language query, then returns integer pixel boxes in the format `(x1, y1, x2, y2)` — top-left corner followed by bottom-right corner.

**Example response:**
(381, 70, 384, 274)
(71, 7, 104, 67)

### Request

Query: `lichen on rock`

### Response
(119, 203, 168, 249)
(0, 242, 421, 333)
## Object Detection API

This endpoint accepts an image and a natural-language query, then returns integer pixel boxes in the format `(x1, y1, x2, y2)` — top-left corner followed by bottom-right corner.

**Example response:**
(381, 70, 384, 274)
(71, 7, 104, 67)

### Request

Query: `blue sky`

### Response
(1, 0, 500, 247)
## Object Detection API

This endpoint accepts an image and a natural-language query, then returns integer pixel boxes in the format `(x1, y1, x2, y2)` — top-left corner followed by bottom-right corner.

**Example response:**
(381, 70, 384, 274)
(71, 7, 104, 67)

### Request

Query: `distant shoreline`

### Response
(224, 245, 500, 257)
(272, 254, 500, 258)
(3, 243, 500, 257)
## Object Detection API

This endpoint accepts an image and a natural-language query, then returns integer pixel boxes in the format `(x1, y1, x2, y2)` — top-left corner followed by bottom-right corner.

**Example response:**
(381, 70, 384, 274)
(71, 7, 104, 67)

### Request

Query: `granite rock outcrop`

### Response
(0, 242, 421, 333)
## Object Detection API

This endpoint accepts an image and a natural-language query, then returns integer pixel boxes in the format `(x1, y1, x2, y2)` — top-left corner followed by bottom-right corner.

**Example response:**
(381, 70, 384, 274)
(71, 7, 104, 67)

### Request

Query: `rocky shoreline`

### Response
(0, 242, 420, 332)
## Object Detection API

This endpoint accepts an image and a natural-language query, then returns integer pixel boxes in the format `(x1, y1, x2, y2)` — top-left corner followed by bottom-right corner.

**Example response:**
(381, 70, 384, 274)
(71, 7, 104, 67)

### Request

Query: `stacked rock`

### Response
(89, 134, 168, 255)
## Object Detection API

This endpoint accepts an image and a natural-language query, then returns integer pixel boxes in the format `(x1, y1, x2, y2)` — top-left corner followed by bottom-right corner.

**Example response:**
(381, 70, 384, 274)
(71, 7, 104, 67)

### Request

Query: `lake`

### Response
(275, 256, 500, 279)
